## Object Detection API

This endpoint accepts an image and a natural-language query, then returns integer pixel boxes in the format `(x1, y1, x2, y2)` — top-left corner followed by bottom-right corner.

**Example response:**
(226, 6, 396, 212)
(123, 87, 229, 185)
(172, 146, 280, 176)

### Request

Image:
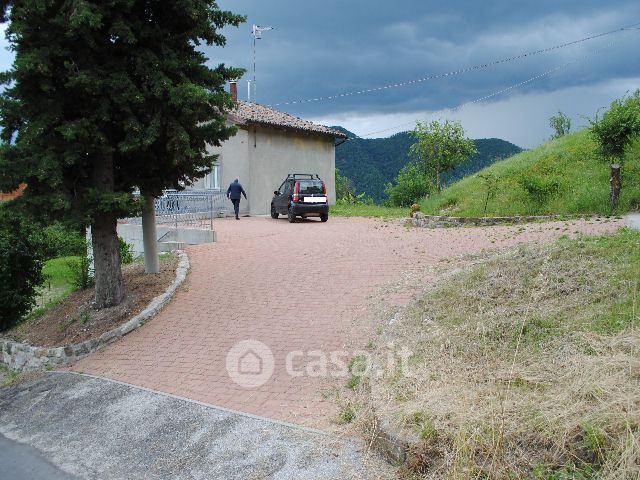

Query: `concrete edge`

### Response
(410, 212, 609, 228)
(367, 358, 415, 465)
(54, 370, 329, 437)
(0, 251, 190, 372)
(370, 414, 412, 465)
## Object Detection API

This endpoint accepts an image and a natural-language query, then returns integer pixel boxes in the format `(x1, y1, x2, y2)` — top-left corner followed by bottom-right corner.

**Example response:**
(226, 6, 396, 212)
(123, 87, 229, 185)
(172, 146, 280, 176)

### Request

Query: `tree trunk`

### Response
(91, 150, 124, 308)
(436, 152, 441, 193)
(142, 193, 160, 274)
(610, 163, 621, 208)
(91, 212, 124, 307)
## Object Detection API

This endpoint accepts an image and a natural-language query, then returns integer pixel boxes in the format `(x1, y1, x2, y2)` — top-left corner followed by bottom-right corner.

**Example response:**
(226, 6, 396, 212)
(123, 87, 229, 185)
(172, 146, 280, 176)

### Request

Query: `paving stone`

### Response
(70, 216, 621, 429)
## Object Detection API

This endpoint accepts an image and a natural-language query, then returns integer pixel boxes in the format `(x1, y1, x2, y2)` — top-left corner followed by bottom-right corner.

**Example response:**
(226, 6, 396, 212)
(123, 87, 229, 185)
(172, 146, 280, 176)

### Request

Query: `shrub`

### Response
(42, 222, 86, 260)
(335, 167, 356, 201)
(119, 236, 134, 264)
(590, 90, 640, 161)
(66, 253, 94, 290)
(336, 191, 374, 206)
(477, 172, 501, 215)
(410, 203, 421, 217)
(0, 207, 45, 330)
(549, 111, 571, 139)
(519, 175, 560, 204)
(385, 162, 432, 207)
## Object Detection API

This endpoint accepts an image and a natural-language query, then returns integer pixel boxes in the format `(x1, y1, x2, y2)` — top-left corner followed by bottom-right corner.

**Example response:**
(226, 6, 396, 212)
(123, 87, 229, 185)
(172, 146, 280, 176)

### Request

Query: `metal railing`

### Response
(125, 190, 229, 230)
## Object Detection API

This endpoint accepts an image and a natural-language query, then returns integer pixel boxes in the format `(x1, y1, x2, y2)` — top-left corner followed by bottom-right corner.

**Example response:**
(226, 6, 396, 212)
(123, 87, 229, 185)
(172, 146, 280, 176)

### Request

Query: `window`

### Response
(204, 163, 220, 190)
(298, 180, 324, 194)
(284, 181, 294, 195)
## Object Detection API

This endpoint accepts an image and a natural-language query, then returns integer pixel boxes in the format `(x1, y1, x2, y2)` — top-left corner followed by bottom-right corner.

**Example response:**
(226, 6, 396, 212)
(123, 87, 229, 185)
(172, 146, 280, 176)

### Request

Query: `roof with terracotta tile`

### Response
(228, 101, 347, 139)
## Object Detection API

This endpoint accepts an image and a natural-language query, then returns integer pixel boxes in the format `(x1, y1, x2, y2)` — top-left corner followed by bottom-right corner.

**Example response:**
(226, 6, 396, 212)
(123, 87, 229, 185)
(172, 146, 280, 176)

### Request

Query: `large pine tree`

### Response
(0, 1, 244, 307)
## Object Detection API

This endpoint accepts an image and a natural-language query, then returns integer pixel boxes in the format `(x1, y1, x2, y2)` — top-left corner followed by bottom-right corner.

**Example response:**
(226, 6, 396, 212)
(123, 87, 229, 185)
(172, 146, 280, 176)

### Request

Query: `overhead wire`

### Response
(269, 21, 640, 108)
(349, 31, 638, 140)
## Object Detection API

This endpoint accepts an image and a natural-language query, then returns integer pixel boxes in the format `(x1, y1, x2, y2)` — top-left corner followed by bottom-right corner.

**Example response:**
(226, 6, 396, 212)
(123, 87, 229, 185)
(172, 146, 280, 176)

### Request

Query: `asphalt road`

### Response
(0, 372, 382, 479)
(626, 212, 640, 230)
(0, 433, 77, 479)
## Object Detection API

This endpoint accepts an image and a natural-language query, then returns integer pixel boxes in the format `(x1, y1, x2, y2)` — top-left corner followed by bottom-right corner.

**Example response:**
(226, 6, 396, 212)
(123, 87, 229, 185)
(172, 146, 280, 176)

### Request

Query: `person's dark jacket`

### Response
(226, 180, 247, 200)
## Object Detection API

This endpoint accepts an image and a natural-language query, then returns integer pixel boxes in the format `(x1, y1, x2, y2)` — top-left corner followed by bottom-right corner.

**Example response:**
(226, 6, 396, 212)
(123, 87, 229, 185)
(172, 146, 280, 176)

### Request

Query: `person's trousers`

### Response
(231, 199, 240, 218)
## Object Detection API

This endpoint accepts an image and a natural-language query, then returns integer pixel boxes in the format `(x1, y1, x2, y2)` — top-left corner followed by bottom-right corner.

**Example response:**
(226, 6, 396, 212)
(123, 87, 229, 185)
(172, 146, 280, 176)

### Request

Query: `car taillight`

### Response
(323, 183, 327, 195)
(293, 181, 300, 202)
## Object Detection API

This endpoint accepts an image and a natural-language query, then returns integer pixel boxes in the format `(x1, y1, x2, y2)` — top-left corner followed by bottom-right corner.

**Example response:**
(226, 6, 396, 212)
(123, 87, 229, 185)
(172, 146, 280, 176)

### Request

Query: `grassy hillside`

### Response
(334, 128, 522, 203)
(373, 229, 640, 478)
(421, 129, 640, 217)
(330, 203, 407, 218)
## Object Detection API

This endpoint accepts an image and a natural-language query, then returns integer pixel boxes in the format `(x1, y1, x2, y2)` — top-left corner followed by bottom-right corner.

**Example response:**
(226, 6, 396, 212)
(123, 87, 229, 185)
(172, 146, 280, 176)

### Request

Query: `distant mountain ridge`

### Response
(333, 127, 523, 203)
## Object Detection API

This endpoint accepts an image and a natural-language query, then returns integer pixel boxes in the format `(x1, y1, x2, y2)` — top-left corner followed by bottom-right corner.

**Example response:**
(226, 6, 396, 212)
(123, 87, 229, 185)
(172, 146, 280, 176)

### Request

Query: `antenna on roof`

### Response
(251, 24, 274, 103)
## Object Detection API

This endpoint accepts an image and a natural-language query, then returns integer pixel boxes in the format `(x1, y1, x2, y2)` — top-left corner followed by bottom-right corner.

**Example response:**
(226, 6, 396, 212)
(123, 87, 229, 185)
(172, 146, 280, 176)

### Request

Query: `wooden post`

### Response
(610, 163, 621, 208)
(142, 194, 160, 274)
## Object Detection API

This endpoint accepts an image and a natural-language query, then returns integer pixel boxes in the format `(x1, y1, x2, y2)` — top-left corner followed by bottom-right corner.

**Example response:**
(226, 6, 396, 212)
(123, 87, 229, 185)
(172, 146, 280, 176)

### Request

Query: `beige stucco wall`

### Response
(195, 124, 336, 216)
(246, 126, 336, 216)
(192, 128, 251, 215)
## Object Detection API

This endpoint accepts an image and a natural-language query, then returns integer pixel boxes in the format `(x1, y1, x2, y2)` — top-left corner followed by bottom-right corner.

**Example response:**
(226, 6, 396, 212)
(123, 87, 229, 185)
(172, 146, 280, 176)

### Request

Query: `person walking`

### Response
(226, 178, 247, 220)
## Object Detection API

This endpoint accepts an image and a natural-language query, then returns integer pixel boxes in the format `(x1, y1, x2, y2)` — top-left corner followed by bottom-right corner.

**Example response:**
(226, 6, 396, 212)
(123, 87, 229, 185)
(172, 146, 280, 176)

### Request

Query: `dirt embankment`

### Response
(6, 257, 179, 347)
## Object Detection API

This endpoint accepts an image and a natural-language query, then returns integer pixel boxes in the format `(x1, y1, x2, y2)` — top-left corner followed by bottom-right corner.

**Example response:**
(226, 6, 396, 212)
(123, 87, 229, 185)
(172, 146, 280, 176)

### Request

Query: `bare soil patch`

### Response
(5, 256, 179, 347)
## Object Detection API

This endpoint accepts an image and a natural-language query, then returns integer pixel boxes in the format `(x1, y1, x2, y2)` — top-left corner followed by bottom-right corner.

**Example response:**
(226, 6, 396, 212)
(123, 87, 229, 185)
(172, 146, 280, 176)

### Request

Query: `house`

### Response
(0, 183, 26, 201)
(191, 82, 347, 216)
(117, 84, 345, 255)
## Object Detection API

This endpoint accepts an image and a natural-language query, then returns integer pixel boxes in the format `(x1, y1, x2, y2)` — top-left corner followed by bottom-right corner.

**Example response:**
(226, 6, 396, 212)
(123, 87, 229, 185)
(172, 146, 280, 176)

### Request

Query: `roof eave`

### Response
(230, 117, 347, 139)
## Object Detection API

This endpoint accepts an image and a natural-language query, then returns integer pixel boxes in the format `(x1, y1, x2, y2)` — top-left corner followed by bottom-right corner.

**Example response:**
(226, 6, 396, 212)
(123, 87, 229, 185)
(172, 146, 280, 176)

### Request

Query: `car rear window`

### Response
(298, 180, 324, 194)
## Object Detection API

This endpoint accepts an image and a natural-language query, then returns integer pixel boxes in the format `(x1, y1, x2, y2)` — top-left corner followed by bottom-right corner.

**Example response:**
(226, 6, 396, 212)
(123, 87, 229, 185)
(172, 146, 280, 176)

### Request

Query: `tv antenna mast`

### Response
(251, 24, 274, 103)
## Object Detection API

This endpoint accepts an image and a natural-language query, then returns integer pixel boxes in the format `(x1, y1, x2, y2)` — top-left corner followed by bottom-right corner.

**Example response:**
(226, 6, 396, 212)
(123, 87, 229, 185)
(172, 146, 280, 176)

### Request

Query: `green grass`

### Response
(0, 364, 19, 388)
(20, 255, 82, 323)
(420, 129, 640, 217)
(41, 255, 81, 292)
(337, 403, 356, 424)
(401, 411, 439, 441)
(420, 229, 640, 340)
(330, 203, 408, 218)
(345, 354, 369, 389)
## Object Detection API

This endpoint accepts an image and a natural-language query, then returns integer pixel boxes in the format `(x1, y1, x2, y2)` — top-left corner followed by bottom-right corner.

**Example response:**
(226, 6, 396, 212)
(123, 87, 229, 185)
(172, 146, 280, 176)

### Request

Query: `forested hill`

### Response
(333, 127, 523, 203)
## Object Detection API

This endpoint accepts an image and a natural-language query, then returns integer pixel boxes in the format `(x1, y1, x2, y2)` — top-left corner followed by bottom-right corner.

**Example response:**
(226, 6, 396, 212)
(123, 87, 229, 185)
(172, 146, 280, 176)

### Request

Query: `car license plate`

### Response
(304, 196, 326, 203)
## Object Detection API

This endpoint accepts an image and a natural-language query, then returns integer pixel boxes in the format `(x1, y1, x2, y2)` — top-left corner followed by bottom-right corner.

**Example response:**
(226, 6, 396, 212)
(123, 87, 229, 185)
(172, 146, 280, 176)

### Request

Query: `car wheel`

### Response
(320, 213, 328, 222)
(288, 207, 296, 223)
(270, 204, 279, 219)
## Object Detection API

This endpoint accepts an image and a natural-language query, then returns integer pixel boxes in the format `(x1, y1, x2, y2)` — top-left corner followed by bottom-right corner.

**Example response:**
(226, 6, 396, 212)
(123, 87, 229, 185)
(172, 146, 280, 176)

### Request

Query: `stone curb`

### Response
(411, 212, 602, 228)
(368, 356, 416, 465)
(370, 415, 413, 465)
(1, 251, 190, 372)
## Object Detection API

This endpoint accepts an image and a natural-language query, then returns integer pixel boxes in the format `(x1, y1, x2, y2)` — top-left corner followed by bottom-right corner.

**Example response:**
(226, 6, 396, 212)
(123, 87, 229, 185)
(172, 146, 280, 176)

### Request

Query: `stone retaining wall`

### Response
(1, 251, 190, 372)
(412, 212, 595, 228)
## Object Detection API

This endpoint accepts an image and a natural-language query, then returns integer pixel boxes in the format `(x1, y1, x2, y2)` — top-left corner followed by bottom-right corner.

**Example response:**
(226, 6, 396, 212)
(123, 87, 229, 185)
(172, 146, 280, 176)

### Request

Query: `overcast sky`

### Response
(0, 1, 638, 148)
(212, 0, 640, 148)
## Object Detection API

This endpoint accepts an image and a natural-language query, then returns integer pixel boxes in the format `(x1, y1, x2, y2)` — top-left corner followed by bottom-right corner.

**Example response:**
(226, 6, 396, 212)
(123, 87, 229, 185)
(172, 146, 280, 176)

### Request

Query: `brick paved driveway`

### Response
(71, 216, 621, 429)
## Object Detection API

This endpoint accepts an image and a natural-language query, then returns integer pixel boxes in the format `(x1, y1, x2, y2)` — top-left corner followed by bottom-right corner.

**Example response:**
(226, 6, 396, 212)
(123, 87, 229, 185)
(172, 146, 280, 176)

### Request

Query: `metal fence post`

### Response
(209, 195, 214, 230)
(174, 194, 178, 232)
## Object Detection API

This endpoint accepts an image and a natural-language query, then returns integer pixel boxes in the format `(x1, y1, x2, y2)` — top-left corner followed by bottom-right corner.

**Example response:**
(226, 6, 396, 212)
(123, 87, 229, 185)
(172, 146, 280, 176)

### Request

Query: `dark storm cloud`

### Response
(0, 1, 636, 145)
(211, 0, 640, 120)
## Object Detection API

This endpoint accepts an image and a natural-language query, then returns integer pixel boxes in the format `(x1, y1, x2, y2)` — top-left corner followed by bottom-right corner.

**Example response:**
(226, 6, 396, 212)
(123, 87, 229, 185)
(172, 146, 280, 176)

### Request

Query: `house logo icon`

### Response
(226, 339, 274, 388)
(238, 349, 262, 375)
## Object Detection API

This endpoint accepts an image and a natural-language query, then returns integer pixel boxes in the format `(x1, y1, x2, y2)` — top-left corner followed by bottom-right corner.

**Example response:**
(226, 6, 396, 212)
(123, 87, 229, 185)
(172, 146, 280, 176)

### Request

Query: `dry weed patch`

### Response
(372, 229, 640, 479)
